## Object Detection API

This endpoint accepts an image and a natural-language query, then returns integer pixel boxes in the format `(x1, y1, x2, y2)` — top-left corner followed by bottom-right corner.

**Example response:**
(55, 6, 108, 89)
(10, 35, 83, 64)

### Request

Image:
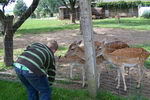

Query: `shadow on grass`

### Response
(16, 24, 79, 35)
(93, 18, 150, 30)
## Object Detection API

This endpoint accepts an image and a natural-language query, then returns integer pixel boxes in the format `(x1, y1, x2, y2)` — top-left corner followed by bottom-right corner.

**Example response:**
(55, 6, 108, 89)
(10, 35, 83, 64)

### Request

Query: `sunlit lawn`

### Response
(93, 18, 150, 30)
(1, 80, 146, 100)
(13, 17, 150, 36)
(15, 19, 80, 35)
(0, 80, 148, 100)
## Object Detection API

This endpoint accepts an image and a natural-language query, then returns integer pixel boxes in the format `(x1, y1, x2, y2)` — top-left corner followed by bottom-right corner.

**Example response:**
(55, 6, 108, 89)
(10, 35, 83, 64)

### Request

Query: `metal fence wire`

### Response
(56, 45, 150, 100)
(99, 65, 150, 100)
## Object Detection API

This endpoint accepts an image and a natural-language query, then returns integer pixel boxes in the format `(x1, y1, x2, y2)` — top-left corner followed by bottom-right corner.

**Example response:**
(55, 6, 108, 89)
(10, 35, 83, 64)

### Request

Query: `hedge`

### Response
(97, 1, 150, 9)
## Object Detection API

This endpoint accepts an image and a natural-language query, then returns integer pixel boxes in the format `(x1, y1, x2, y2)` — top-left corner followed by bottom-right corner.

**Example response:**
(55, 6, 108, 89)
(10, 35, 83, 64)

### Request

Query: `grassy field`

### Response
(12, 18, 150, 36)
(93, 18, 150, 30)
(15, 19, 79, 35)
(1, 80, 148, 100)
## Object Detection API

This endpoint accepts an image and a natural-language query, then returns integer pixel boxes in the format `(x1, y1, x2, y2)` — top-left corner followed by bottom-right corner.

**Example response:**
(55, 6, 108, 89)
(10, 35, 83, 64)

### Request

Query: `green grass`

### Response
(0, 80, 94, 100)
(5, 18, 149, 37)
(0, 80, 92, 100)
(1, 80, 145, 100)
(0, 46, 67, 57)
(0, 46, 67, 70)
(0, 48, 25, 57)
(55, 46, 68, 57)
(0, 80, 148, 100)
(0, 49, 3, 57)
(93, 18, 150, 30)
(0, 80, 27, 100)
(1, 18, 150, 37)
(15, 19, 79, 35)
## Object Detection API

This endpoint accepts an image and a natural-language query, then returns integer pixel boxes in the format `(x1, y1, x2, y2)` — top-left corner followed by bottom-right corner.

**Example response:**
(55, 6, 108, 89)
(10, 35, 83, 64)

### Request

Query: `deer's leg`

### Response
(120, 66, 127, 91)
(115, 68, 120, 81)
(104, 63, 109, 74)
(137, 65, 144, 88)
(70, 63, 74, 79)
(116, 68, 121, 89)
(97, 65, 101, 88)
(125, 67, 129, 75)
(82, 64, 86, 87)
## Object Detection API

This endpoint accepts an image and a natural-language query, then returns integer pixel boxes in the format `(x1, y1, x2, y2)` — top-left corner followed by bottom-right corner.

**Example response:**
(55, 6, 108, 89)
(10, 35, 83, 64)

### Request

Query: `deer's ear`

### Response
(71, 41, 77, 45)
(77, 40, 82, 45)
(73, 41, 77, 43)
(101, 38, 107, 45)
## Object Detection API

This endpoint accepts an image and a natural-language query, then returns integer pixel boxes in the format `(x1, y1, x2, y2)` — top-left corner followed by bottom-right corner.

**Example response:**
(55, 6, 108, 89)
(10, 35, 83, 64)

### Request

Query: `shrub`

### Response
(141, 10, 150, 19)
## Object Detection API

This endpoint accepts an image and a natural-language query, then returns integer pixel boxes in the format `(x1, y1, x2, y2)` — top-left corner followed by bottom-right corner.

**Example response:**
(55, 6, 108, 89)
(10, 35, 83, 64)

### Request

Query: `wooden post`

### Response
(79, 0, 98, 98)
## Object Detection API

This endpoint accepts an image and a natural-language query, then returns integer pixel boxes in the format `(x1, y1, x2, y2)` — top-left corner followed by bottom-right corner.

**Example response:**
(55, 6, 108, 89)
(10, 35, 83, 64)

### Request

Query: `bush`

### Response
(141, 11, 150, 19)
(97, 1, 150, 9)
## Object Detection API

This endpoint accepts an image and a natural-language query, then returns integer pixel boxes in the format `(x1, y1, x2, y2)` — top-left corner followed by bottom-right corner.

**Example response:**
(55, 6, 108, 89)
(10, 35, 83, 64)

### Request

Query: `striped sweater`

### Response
(16, 43, 56, 85)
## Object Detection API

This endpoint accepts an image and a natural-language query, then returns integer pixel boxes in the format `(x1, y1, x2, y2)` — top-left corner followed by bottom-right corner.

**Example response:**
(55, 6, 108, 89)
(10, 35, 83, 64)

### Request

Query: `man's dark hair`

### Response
(47, 40, 58, 51)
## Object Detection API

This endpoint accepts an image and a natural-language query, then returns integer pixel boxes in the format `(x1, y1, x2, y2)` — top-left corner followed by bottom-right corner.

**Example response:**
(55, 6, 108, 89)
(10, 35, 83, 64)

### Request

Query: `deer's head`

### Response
(64, 40, 85, 60)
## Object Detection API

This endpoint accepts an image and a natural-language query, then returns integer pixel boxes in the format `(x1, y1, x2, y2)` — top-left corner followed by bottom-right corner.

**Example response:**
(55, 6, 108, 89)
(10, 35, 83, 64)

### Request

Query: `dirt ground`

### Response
(0, 27, 150, 49)
(1, 28, 150, 98)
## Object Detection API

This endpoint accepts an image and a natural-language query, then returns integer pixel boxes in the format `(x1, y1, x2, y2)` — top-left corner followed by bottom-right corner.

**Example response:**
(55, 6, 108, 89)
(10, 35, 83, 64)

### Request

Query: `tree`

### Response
(13, 0, 27, 17)
(35, 0, 62, 18)
(0, 0, 40, 66)
(61, 0, 77, 23)
(79, 0, 98, 98)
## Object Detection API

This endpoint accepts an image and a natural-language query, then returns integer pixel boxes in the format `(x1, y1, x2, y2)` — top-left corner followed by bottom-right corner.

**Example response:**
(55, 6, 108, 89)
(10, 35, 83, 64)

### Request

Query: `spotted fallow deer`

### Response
(59, 40, 105, 87)
(98, 40, 150, 91)
(59, 40, 129, 87)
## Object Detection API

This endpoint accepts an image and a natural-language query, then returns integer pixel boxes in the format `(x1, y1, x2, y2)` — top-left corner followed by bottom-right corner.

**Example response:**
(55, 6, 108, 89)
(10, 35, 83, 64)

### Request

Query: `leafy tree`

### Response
(0, 0, 7, 3)
(13, 0, 27, 17)
(61, 0, 77, 23)
(141, 11, 150, 19)
(0, 0, 40, 66)
(35, 0, 62, 18)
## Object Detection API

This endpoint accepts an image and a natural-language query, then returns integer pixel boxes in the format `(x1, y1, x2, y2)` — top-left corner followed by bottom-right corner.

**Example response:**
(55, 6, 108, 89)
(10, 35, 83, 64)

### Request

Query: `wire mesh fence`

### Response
(99, 66, 150, 99)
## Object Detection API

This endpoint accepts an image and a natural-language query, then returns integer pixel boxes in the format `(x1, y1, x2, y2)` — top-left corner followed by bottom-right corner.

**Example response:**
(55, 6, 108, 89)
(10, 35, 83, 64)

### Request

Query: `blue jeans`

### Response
(15, 67, 51, 100)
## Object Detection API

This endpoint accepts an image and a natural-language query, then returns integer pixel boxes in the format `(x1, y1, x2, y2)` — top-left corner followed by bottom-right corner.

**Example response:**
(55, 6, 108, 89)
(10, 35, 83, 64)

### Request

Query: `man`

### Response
(13, 40, 58, 100)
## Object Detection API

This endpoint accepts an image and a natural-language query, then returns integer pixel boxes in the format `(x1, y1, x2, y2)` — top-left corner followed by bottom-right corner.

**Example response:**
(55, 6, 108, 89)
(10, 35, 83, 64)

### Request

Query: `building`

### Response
(59, 0, 150, 19)
(97, 0, 150, 17)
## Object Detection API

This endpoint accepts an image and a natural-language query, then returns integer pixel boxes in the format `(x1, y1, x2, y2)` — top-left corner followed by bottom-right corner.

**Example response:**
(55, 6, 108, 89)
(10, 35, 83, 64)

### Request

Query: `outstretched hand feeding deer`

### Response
(97, 40, 150, 91)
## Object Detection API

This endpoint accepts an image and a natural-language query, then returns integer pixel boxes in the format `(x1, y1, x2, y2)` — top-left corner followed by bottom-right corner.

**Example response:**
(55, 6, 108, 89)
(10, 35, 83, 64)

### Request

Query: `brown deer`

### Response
(98, 40, 150, 91)
(115, 15, 121, 24)
(59, 40, 129, 87)
(59, 40, 105, 87)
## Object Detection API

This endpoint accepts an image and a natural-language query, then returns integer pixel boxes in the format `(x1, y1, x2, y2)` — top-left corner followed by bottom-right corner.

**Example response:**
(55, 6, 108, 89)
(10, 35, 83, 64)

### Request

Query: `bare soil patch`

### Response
(0, 28, 150, 49)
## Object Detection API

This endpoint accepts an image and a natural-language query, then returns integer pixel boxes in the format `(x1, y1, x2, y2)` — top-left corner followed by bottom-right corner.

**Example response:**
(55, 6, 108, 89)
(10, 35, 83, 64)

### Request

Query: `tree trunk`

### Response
(79, 0, 98, 98)
(50, 13, 53, 17)
(3, 16, 14, 66)
(79, 16, 83, 35)
(70, 8, 76, 23)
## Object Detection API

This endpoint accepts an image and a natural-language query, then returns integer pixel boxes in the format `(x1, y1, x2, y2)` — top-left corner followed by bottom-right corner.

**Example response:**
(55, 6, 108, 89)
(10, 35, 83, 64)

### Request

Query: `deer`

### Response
(97, 40, 150, 91)
(58, 40, 105, 87)
(115, 15, 121, 24)
(58, 40, 129, 88)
